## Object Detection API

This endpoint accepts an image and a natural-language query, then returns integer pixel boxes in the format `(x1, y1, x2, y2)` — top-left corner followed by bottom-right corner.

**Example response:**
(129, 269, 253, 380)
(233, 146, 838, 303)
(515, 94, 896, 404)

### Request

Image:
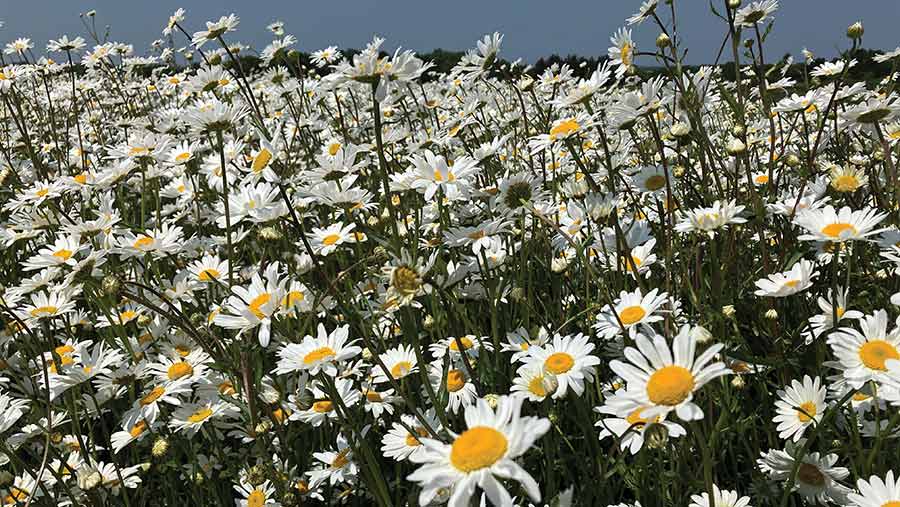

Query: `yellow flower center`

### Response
(754, 175, 770, 184)
(167, 361, 194, 380)
(328, 143, 341, 156)
(218, 381, 236, 396)
(832, 174, 860, 192)
(528, 375, 548, 397)
(247, 489, 266, 507)
(129, 420, 147, 438)
(859, 340, 900, 371)
(283, 291, 305, 306)
(187, 407, 213, 423)
(365, 390, 382, 402)
(322, 233, 341, 246)
(248, 293, 271, 319)
(390, 361, 413, 378)
(881, 502, 900, 507)
(140, 386, 165, 406)
(53, 248, 74, 261)
(30, 305, 59, 317)
(796, 401, 817, 422)
(448, 337, 474, 352)
(646, 365, 695, 406)
(175, 152, 191, 162)
(312, 400, 333, 413)
(331, 449, 350, 469)
(626, 407, 658, 427)
(303, 347, 336, 365)
(619, 305, 647, 325)
(133, 236, 154, 249)
(821, 222, 857, 238)
(447, 369, 466, 392)
(450, 426, 508, 473)
(784, 280, 800, 288)
(198, 268, 220, 281)
(74, 173, 88, 184)
(549, 118, 580, 139)
(544, 352, 575, 375)
(405, 427, 429, 447)
(252, 148, 272, 173)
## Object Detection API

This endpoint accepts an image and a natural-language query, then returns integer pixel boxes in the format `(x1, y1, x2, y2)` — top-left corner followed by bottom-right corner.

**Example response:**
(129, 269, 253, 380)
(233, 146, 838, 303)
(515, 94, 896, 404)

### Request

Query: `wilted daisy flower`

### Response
(753, 259, 819, 298)
(773, 375, 826, 441)
(407, 395, 550, 506)
(757, 439, 850, 504)
(610, 325, 730, 421)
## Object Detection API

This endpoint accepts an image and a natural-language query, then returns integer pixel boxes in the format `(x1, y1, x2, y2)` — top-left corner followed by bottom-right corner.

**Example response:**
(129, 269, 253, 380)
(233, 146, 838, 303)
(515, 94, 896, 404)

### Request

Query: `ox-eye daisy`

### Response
(688, 484, 752, 507)
(754, 259, 819, 298)
(827, 309, 900, 388)
(757, 439, 850, 504)
(773, 375, 826, 441)
(407, 395, 550, 507)
(275, 323, 360, 377)
(847, 471, 900, 507)
(594, 391, 686, 455)
(595, 288, 669, 339)
(794, 205, 887, 243)
(522, 333, 600, 399)
(610, 326, 730, 421)
(372, 344, 419, 384)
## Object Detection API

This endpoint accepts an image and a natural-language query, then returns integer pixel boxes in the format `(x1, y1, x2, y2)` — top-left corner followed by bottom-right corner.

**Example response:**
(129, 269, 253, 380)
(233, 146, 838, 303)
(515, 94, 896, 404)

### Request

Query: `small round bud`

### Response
(510, 287, 526, 302)
(192, 472, 205, 485)
(423, 315, 435, 329)
(254, 419, 272, 436)
(137, 314, 152, 327)
(727, 0, 741, 8)
(258, 226, 282, 241)
(247, 464, 268, 487)
(722, 305, 736, 318)
(785, 154, 801, 168)
(151, 436, 169, 458)
(731, 375, 746, 389)
(644, 423, 669, 449)
(847, 21, 864, 40)
(361, 347, 373, 361)
(77, 468, 102, 491)
(0, 471, 14, 488)
(765, 308, 778, 320)
(731, 124, 746, 137)
(673, 165, 686, 178)
(670, 122, 690, 138)
(690, 325, 713, 344)
(655, 33, 671, 49)
(743, 39, 754, 49)
(484, 393, 500, 409)
(102, 275, 121, 297)
(726, 137, 746, 155)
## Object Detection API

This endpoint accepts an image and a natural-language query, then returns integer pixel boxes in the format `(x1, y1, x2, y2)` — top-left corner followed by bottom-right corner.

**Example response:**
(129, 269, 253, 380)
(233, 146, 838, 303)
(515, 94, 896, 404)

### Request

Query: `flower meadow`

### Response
(3, 1, 900, 505)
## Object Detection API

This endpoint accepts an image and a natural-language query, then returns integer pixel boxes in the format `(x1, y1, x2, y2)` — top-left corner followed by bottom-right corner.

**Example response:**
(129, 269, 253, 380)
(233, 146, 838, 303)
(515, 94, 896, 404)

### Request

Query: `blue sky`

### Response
(3, 1, 898, 64)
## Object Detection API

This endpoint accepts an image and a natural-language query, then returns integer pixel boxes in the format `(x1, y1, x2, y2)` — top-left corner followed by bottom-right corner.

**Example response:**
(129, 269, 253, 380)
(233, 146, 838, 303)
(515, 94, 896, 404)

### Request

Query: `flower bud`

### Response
(644, 423, 669, 449)
(722, 305, 736, 318)
(77, 468, 102, 491)
(655, 33, 671, 49)
(727, 0, 741, 8)
(726, 137, 746, 155)
(102, 275, 121, 297)
(151, 436, 169, 458)
(765, 308, 778, 320)
(731, 375, 746, 389)
(484, 393, 500, 409)
(847, 21, 864, 40)
(690, 325, 713, 344)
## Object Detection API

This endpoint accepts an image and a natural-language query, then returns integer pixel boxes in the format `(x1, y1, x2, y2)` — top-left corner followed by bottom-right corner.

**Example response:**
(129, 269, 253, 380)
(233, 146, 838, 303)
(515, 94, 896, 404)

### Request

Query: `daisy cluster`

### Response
(1, 1, 900, 506)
